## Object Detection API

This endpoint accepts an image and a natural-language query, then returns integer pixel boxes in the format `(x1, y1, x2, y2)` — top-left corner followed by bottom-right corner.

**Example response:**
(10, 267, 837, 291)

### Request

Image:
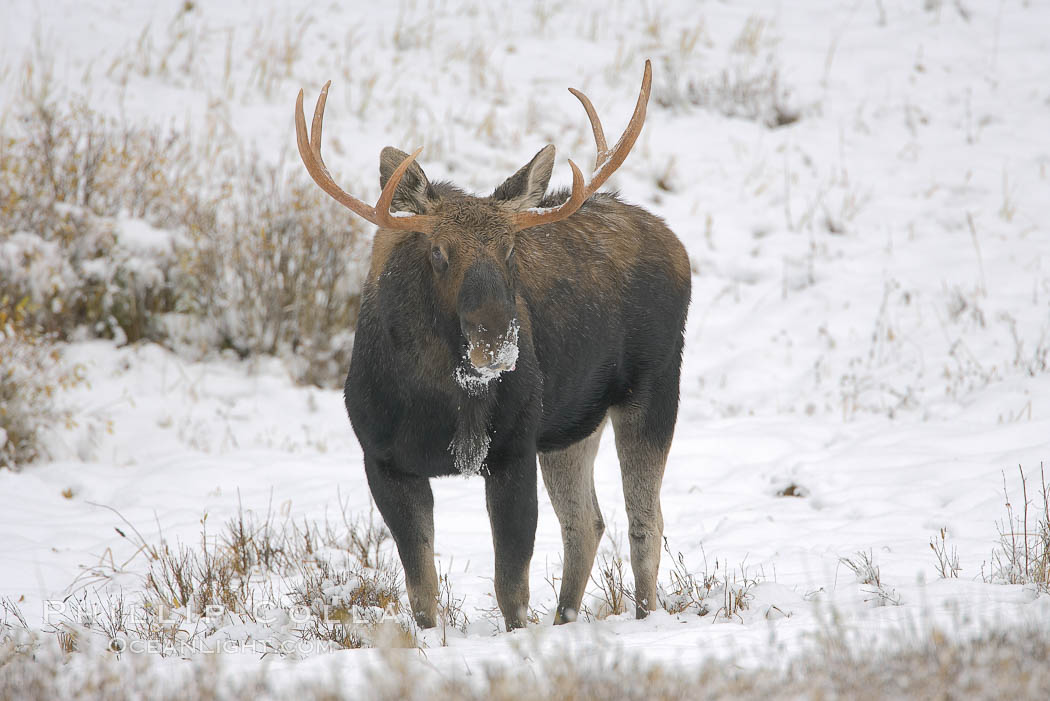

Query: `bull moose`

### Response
(294, 61, 690, 631)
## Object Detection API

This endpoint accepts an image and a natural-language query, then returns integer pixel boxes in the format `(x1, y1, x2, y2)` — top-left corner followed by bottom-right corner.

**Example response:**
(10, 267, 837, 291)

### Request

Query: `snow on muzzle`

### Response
(465, 320, 519, 376)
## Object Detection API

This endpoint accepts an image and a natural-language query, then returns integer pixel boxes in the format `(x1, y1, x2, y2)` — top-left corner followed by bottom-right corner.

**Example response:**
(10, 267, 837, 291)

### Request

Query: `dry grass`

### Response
(368, 626, 1050, 700)
(655, 15, 800, 128)
(984, 464, 1050, 591)
(588, 536, 631, 619)
(4, 615, 1050, 700)
(574, 536, 761, 623)
(53, 497, 411, 657)
(660, 540, 761, 620)
(840, 550, 901, 607)
(930, 527, 962, 579)
(436, 568, 470, 644)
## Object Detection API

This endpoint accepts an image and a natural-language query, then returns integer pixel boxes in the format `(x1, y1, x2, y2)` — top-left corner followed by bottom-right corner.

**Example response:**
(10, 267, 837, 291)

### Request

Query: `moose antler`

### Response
(510, 59, 652, 233)
(295, 82, 438, 233)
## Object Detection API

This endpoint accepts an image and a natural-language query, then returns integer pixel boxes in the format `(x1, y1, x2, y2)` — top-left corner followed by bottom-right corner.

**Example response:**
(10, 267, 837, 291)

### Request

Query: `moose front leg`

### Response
(364, 458, 439, 628)
(484, 459, 538, 630)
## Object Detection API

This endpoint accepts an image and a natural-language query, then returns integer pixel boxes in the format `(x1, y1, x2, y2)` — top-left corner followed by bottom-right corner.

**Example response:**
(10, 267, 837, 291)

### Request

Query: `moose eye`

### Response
(431, 245, 448, 273)
(505, 243, 515, 262)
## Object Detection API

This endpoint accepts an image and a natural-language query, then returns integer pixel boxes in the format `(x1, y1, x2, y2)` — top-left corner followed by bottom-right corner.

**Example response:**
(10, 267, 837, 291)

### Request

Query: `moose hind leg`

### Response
(611, 389, 676, 618)
(539, 420, 606, 624)
(364, 459, 439, 628)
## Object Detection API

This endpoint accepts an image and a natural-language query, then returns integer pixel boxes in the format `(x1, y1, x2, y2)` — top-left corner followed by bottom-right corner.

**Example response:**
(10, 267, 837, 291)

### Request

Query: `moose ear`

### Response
(379, 147, 437, 215)
(491, 144, 555, 211)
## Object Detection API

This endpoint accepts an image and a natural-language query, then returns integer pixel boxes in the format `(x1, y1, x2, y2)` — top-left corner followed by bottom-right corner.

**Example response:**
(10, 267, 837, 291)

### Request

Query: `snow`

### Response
(449, 428, 491, 476)
(3, 0, 1050, 692)
(453, 364, 497, 397)
(115, 218, 177, 255)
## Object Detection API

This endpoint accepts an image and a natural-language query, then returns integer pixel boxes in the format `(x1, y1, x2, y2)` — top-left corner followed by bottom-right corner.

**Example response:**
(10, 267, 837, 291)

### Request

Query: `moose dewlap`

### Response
(294, 60, 691, 631)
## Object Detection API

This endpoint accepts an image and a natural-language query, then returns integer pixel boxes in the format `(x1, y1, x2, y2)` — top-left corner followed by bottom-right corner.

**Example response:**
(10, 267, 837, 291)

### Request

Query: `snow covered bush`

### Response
(0, 299, 83, 470)
(179, 164, 367, 387)
(0, 81, 191, 343)
(1, 73, 368, 386)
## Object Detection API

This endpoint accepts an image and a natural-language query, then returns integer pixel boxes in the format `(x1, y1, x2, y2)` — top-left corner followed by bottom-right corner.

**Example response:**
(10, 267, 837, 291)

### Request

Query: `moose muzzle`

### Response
(459, 259, 518, 375)
(463, 320, 519, 374)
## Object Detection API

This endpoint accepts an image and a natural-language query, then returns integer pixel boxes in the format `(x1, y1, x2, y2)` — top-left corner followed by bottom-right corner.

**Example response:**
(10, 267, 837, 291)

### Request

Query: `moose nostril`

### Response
(468, 345, 492, 368)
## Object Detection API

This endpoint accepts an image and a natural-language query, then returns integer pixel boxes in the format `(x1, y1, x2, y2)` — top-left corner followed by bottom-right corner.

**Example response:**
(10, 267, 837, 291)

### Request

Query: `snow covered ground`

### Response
(3, 0, 1050, 695)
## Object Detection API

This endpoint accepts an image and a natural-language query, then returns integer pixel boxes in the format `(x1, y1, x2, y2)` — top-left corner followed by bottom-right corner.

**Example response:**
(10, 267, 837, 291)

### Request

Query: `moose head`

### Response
(294, 62, 651, 379)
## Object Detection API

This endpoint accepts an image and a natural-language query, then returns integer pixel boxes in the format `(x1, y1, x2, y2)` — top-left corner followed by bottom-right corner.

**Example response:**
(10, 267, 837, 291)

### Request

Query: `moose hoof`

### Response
(553, 606, 578, 625)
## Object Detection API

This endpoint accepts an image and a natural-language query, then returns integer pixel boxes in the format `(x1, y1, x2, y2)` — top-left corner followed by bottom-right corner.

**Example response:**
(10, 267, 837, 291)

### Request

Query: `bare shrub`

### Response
(930, 528, 962, 579)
